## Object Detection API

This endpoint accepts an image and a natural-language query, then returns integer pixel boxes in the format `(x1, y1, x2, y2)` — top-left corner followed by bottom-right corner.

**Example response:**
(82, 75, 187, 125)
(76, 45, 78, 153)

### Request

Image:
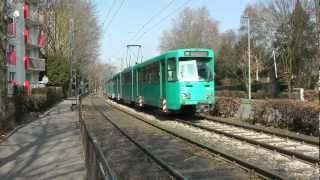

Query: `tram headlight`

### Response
(181, 93, 191, 99)
(206, 93, 213, 100)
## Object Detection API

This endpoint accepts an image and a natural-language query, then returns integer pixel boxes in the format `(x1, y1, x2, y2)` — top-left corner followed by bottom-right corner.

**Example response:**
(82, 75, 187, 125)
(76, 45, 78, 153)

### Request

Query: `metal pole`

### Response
(126, 44, 142, 67)
(318, 66, 320, 104)
(256, 59, 259, 81)
(316, 0, 320, 105)
(68, 19, 74, 97)
(247, 17, 251, 100)
(273, 49, 278, 79)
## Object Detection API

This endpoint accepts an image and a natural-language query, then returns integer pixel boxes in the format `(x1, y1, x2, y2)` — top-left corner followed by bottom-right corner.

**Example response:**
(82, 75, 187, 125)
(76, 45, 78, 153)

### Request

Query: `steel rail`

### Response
(79, 97, 117, 180)
(176, 119, 319, 164)
(91, 99, 188, 180)
(80, 117, 117, 180)
(200, 114, 319, 146)
(105, 99, 287, 180)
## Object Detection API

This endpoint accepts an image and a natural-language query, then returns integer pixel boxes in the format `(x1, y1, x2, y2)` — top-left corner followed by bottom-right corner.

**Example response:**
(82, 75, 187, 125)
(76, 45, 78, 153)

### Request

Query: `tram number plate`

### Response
(184, 51, 208, 57)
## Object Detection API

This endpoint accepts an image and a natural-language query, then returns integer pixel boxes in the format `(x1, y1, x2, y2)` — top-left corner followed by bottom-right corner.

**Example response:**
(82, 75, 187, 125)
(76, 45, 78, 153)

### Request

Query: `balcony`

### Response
(23, 29, 30, 44)
(25, 0, 42, 4)
(28, 57, 45, 71)
(23, 4, 30, 19)
(7, 23, 16, 37)
(26, 34, 45, 49)
(24, 80, 31, 96)
(7, 52, 17, 65)
(24, 56, 30, 70)
(38, 35, 45, 48)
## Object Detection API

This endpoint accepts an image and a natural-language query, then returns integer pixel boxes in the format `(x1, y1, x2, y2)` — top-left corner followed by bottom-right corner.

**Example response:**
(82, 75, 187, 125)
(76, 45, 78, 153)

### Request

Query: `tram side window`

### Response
(167, 58, 177, 81)
(124, 72, 131, 85)
(140, 67, 148, 84)
(151, 63, 159, 84)
(140, 63, 159, 84)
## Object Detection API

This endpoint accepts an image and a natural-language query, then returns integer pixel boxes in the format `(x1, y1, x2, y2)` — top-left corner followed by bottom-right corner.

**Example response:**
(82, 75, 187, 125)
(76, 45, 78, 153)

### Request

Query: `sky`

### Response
(93, 0, 256, 70)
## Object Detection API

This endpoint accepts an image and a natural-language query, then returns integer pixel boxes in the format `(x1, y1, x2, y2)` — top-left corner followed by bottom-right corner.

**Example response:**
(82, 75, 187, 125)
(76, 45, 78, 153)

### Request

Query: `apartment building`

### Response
(5, 0, 46, 95)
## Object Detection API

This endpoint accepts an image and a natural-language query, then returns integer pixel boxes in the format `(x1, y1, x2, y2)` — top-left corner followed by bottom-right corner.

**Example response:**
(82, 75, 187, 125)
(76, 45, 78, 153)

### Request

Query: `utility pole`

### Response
(255, 59, 259, 81)
(273, 49, 278, 79)
(248, 17, 251, 100)
(316, 0, 320, 105)
(68, 19, 75, 98)
(241, 15, 251, 100)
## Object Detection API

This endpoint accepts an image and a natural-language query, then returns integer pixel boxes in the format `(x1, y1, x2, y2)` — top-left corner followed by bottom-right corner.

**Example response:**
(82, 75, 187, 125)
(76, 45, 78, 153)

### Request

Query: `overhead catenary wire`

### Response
(101, 0, 117, 29)
(134, 0, 192, 43)
(104, 0, 126, 34)
(128, 0, 176, 44)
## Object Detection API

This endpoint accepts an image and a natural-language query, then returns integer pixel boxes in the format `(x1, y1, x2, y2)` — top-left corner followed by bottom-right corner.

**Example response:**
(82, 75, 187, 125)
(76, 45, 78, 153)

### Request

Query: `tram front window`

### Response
(178, 59, 212, 82)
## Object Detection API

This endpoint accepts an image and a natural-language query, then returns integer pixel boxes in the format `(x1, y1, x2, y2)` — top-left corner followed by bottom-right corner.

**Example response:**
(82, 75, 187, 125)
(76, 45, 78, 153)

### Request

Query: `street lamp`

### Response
(241, 15, 252, 100)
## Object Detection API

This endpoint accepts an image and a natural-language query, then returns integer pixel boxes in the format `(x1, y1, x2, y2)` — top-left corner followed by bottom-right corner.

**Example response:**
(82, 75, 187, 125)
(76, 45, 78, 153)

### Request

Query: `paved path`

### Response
(0, 100, 85, 180)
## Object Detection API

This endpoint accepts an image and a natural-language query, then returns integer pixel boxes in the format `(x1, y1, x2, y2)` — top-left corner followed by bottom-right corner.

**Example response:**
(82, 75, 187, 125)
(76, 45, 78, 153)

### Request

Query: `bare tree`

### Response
(85, 62, 116, 93)
(272, 0, 317, 96)
(44, 0, 101, 88)
(159, 6, 220, 52)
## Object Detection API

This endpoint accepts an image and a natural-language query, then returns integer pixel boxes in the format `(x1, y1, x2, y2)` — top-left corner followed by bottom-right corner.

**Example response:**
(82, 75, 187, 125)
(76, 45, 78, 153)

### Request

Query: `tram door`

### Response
(135, 69, 139, 102)
(160, 60, 166, 103)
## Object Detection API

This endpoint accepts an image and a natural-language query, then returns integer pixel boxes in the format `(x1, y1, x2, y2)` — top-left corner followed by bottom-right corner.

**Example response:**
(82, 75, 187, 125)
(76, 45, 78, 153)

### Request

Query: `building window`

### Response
(26, 73, 31, 81)
(9, 72, 15, 81)
(9, 44, 15, 52)
(26, 49, 31, 56)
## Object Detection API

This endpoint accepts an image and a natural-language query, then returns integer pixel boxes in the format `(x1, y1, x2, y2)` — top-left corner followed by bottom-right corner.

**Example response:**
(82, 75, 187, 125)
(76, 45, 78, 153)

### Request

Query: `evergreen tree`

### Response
(47, 56, 70, 86)
(274, 0, 316, 96)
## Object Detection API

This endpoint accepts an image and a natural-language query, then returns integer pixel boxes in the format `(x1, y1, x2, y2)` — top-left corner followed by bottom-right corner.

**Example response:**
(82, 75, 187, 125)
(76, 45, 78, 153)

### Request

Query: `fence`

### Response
(79, 97, 116, 180)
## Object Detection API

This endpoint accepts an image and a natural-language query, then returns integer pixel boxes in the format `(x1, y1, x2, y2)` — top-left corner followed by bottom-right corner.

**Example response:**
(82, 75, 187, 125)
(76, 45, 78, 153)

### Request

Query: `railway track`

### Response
(105, 98, 320, 180)
(199, 114, 319, 146)
(91, 97, 256, 179)
(175, 118, 319, 164)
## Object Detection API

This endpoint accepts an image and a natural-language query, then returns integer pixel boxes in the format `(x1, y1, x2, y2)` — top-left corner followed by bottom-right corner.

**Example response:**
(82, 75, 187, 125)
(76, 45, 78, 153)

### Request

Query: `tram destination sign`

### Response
(184, 51, 209, 57)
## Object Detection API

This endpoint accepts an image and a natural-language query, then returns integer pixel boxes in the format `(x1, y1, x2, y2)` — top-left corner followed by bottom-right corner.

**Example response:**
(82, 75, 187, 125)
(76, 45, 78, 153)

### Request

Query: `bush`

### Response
(28, 87, 63, 112)
(12, 86, 63, 124)
(253, 100, 320, 136)
(211, 97, 241, 118)
(25, 95, 47, 112)
(13, 86, 28, 123)
(210, 96, 319, 136)
(304, 90, 318, 102)
(215, 90, 247, 98)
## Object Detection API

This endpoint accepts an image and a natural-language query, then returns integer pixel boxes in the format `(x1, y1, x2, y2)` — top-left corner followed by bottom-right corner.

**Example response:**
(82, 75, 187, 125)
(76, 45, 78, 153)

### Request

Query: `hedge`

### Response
(211, 97, 320, 136)
(211, 97, 241, 118)
(14, 86, 63, 123)
(216, 90, 318, 101)
(252, 100, 319, 136)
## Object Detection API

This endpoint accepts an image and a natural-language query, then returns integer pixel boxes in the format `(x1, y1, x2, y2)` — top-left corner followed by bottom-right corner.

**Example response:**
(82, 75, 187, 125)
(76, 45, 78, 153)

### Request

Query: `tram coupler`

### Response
(196, 103, 210, 113)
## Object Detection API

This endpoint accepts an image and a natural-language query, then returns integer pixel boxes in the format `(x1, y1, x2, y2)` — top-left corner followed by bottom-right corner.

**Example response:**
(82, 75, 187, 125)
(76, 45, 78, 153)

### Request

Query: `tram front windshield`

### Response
(178, 58, 212, 82)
